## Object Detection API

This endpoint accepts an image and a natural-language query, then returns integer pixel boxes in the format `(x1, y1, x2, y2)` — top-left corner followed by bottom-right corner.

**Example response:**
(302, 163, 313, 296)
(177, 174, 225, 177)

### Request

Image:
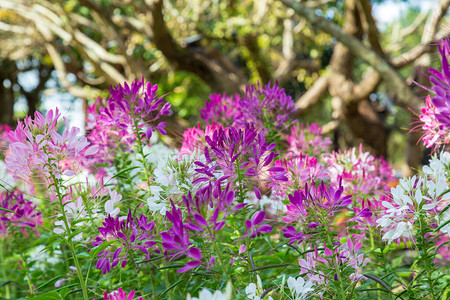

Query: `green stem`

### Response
(164, 270, 174, 300)
(326, 234, 346, 299)
(0, 239, 10, 299)
(20, 254, 34, 296)
(207, 227, 231, 282)
(417, 213, 436, 300)
(132, 114, 152, 188)
(50, 174, 89, 300)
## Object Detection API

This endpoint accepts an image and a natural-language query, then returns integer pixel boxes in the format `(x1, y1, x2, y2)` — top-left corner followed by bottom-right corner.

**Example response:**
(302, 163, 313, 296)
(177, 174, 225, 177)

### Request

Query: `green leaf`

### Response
(435, 218, 450, 232)
(89, 240, 116, 259)
(0, 207, 14, 213)
(29, 291, 61, 300)
(67, 229, 84, 241)
(112, 166, 140, 180)
(36, 275, 63, 291)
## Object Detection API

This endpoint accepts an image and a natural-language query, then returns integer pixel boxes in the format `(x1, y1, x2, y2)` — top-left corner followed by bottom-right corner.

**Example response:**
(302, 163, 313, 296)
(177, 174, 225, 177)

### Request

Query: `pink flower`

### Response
(5, 109, 97, 180)
(287, 123, 332, 157)
(96, 287, 144, 300)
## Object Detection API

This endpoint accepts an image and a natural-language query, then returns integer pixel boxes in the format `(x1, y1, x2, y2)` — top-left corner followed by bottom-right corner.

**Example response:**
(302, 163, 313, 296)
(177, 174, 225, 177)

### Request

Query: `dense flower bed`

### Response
(0, 39, 449, 300)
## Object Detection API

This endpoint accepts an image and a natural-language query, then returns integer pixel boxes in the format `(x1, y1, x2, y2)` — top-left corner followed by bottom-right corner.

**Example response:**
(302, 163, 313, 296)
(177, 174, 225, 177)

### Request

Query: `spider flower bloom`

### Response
(325, 145, 394, 200)
(5, 109, 98, 179)
(419, 95, 450, 148)
(180, 122, 223, 157)
(429, 37, 450, 128)
(237, 82, 298, 131)
(84, 98, 137, 167)
(287, 123, 332, 157)
(418, 38, 450, 148)
(200, 93, 241, 125)
(283, 181, 352, 225)
(161, 202, 203, 273)
(270, 154, 328, 203)
(0, 190, 42, 238)
(96, 287, 144, 300)
(91, 210, 156, 274)
(106, 78, 171, 139)
(194, 124, 287, 200)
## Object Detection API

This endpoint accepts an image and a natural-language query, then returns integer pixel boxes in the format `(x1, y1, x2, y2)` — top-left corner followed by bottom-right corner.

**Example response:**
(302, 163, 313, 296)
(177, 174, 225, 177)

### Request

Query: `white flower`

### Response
(27, 245, 62, 271)
(381, 221, 413, 244)
(287, 276, 314, 300)
(245, 283, 260, 300)
(105, 190, 122, 217)
(190, 289, 226, 300)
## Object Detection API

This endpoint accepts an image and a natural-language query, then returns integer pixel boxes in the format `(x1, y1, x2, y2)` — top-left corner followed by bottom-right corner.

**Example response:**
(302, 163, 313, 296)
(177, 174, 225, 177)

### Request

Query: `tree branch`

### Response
(281, 0, 417, 106)
(145, 0, 245, 93)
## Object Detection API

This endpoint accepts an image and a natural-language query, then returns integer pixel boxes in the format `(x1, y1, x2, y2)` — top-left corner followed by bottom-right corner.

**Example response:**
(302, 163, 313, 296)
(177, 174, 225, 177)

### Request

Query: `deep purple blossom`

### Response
(200, 93, 241, 125)
(161, 202, 202, 273)
(107, 78, 171, 139)
(237, 82, 298, 131)
(200, 82, 297, 131)
(244, 211, 272, 238)
(85, 78, 171, 167)
(283, 181, 352, 224)
(0, 190, 42, 238)
(194, 124, 287, 201)
(430, 37, 450, 128)
(282, 226, 306, 245)
(91, 210, 156, 274)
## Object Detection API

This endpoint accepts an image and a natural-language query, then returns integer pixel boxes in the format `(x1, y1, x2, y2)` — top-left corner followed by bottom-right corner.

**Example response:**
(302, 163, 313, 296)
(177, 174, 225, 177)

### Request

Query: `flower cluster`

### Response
(91, 210, 156, 274)
(419, 37, 450, 148)
(5, 109, 98, 179)
(201, 82, 298, 132)
(0, 190, 41, 238)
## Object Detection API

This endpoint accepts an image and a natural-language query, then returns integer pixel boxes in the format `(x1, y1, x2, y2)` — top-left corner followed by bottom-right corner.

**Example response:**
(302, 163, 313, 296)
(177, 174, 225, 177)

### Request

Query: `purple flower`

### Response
(90, 210, 156, 274)
(0, 190, 42, 238)
(237, 82, 298, 131)
(84, 78, 171, 167)
(282, 226, 306, 245)
(161, 202, 203, 273)
(430, 37, 450, 128)
(244, 211, 272, 238)
(194, 124, 287, 203)
(200, 93, 241, 125)
(283, 181, 352, 224)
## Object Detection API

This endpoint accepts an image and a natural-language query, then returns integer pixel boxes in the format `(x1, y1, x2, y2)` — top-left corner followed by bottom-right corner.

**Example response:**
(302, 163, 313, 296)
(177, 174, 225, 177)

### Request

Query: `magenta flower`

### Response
(282, 226, 306, 245)
(180, 122, 224, 157)
(183, 184, 235, 232)
(270, 154, 328, 203)
(161, 202, 203, 273)
(0, 190, 42, 238)
(244, 211, 272, 238)
(325, 145, 394, 200)
(283, 181, 352, 224)
(200, 82, 297, 131)
(287, 123, 332, 157)
(237, 82, 298, 131)
(419, 95, 450, 148)
(85, 78, 171, 167)
(194, 124, 287, 201)
(91, 210, 156, 274)
(200, 93, 241, 125)
(418, 37, 450, 148)
(96, 287, 144, 300)
(107, 78, 171, 139)
(429, 37, 450, 128)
